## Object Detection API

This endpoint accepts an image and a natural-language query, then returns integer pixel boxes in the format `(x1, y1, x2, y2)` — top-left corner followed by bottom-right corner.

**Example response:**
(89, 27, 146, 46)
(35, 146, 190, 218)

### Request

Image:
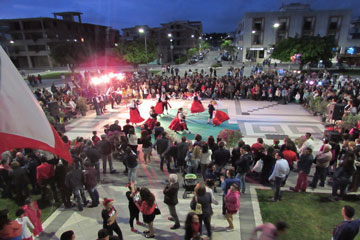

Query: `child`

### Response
(16, 208, 34, 240)
(84, 161, 99, 208)
(22, 199, 42, 237)
(92, 131, 100, 145)
(126, 184, 141, 232)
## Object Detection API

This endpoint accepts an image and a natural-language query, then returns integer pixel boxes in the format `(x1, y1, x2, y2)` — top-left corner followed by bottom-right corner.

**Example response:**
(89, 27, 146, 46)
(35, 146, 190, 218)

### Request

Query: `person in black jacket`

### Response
(260, 147, 276, 185)
(126, 184, 141, 232)
(163, 174, 180, 229)
(290, 147, 314, 192)
(84, 140, 101, 181)
(176, 136, 189, 173)
(213, 142, 230, 174)
(154, 132, 174, 172)
(65, 165, 88, 211)
(235, 145, 253, 194)
(190, 184, 212, 238)
(97, 135, 117, 174)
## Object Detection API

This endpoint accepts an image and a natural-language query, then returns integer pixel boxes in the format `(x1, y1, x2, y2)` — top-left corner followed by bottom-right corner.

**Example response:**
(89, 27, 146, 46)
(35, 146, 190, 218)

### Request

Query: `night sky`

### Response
(1, 0, 360, 33)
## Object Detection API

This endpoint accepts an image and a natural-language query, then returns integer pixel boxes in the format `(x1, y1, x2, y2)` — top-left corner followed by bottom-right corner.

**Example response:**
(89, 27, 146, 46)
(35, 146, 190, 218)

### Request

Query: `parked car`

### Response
(188, 57, 199, 65)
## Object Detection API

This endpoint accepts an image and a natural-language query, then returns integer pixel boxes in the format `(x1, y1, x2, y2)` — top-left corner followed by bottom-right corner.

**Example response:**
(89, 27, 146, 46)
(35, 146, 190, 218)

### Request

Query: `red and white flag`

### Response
(0, 46, 72, 163)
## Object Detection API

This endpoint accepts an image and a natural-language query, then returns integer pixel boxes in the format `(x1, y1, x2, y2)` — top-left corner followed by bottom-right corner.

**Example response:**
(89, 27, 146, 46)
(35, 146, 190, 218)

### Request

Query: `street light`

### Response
(168, 33, 172, 38)
(139, 28, 148, 68)
(9, 40, 14, 44)
(191, 34, 194, 38)
(251, 30, 256, 34)
(273, 23, 280, 28)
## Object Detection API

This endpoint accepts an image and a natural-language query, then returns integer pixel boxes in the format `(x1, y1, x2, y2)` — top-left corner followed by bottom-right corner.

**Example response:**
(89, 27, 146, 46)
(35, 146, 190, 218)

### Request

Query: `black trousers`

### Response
(198, 214, 212, 237)
(129, 208, 139, 228)
(106, 222, 123, 240)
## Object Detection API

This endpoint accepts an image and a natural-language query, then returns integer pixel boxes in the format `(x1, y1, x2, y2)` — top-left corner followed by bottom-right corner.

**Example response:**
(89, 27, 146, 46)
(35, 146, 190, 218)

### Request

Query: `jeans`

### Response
(87, 187, 99, 206)
(102, 154, 113, 173)
(332, 178, 350, 197)
(187, 160, 199, 174)
(73, 186, 87, 210)
(128, 166, 138, 183)
(167, 204, 180, 226)
(198, 215, 212, 237)
(311, 167, 328, 188)
(236, 172, 247, 193)
(215, 164, 225, 175)
(273, 177, 285, 201)
(160, 155, 171, 171)
(201, 164, 208, 181)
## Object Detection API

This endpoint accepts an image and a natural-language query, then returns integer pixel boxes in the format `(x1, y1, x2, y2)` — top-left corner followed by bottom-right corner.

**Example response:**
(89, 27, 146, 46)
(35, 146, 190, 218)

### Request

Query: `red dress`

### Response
(23, 201, 42, 236)
(130, 108, 144, 123)
(169, 113, 182, 131)
(154, 102, 163, 114)
(190, 100, 205, 113)
(144, 113, 157, 130)
(212, 110, 229, 126)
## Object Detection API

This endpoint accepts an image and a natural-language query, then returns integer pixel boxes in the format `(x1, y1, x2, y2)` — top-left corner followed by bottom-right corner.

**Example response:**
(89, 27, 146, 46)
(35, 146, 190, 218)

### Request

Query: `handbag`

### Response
(193, 196, 203, 215)
(252, 159, 263, 173)
(154, 204, 161, 215)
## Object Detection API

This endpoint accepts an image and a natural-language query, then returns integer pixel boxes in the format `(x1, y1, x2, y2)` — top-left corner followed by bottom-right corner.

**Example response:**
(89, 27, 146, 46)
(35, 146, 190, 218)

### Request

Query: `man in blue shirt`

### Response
(269, 151, 290, 202)
(333, 205, 360, 240)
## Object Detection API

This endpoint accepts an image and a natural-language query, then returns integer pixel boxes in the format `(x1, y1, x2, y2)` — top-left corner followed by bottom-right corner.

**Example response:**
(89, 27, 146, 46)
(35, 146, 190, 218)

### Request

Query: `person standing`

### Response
(135, 187, 157, 238)
(184, 212, 200, 240)
(126, 184, 141, 233)
(124, 147, 138, 184)
(102, 198, 123, 239)
(309, 144, 332, 189)
(22, 199, 42, 237)
(15, 208, 34, 240)
(190, 184, 212, 238)
(97, 135, 116, 174)
(332, 206, 360, 240)
(36, 156, 58, 203)
(84, 161, 100, 208)
(163, 174, 180, 230)
(65, 164, 88, 211)
(154, 132, 173, 172)
(235, 145, 253, 194)
(213, 142, 230, 174)
(224, 183, 240, 231)
(200, 143, 212, 181)
(290, 147, 313, 192)
(208, 101, 215, 124)
(268, 151, 290, 202)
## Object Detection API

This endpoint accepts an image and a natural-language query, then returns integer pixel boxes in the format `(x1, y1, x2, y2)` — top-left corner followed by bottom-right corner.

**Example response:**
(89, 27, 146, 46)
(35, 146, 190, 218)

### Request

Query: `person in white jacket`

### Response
(16, 208, 34, 240)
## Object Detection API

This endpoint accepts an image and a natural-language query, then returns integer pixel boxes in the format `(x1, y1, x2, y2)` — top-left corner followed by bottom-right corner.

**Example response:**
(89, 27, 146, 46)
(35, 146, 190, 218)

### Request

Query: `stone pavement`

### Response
(38, 99, 327, 240)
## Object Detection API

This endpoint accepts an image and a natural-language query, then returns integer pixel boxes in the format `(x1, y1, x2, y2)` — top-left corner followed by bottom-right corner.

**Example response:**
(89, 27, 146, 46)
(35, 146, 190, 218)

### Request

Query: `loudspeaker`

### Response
(48, 101, 59, 116)
(328, 103, 345, 120)
(324, 130, 342, 143)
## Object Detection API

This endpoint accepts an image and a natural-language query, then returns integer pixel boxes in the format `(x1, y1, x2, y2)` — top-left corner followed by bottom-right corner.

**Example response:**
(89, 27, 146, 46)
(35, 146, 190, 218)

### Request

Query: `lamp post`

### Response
(199, 36, 202, 55)
(138, 28, 148, 68)
(168, 33, 173, 64)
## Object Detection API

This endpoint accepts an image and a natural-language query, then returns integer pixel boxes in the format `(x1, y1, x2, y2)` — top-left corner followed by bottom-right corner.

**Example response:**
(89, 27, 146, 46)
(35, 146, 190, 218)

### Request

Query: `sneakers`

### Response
(136, 221, 142, 225)
(289, 187, 298, 192)
(110, 170, 118, 174)
(226, 227, 235, 232)
(131, 227, 136, 233)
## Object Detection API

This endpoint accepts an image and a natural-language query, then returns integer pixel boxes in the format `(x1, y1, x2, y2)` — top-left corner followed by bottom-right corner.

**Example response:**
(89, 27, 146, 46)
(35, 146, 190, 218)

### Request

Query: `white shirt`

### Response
(206, 186, 219, 205)
(16, 216, 34, 239)
(299, 138, 314, 154)
(200, 150, 212, 165)
(269, 159, 290, 181)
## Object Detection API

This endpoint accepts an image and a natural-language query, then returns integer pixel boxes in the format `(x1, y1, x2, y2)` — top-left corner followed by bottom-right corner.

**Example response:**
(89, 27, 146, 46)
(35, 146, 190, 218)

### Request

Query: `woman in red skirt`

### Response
(190, 95, 205, 114)
(212, 109, 229, 126)
(169, 108, 183, 132)
(144, 106, 158, 130)
(129, 100, 144, 125)
(154, 98, 163, 115)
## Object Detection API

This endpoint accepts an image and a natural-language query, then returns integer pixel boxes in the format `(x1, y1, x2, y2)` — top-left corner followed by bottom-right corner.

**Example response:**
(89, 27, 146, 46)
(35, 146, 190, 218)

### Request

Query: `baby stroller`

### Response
(182, 173, 198, 199)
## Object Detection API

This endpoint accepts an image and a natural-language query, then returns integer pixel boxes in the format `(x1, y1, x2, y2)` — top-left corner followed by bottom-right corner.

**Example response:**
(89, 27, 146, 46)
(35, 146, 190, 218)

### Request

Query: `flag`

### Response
(0, 46, 72, 163)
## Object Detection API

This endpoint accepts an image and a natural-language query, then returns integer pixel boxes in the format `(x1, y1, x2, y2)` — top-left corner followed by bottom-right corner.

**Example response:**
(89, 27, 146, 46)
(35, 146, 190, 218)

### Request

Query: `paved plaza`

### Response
(39, 99, 328, 240)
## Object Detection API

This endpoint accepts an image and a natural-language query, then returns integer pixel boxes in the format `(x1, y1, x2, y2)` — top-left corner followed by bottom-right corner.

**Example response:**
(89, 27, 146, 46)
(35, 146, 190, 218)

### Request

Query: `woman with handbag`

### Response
(190, 184, 212, 238)
(135, 187, 157, 238)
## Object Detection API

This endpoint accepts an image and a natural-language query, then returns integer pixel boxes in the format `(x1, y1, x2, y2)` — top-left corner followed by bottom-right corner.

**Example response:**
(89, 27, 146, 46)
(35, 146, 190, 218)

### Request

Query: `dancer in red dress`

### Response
(129, 99, 144, 124)
(169, 108, 183, 132)
(144, 106, 158, 130)
(154, 98, 164, 115)
(213, 109, 230, 126)
(179, 115, 191, 133)
(190, 95, 205, 114)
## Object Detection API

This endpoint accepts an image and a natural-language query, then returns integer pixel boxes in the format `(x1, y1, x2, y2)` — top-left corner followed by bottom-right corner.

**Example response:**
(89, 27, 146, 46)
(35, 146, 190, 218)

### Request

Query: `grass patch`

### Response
(40, 72, 71, 79)
(0, 195, 60, 223)
(257, 189, 360, 240)
(151, 70, 160, 75)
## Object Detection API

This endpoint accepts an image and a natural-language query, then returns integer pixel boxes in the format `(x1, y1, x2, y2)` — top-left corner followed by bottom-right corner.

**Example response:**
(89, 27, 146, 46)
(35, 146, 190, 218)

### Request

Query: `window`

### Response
(252, 18, 264, 45)
(252, 34, 261, 45)
(259, 50, 264, 58)
(302, 17, 315, 36)
(23, 21, 42, 30)
(329, 17, 340, 31)
(176, 32, 180, 37)
(176, 40, 180, 46)
(28, 45, 46, 52)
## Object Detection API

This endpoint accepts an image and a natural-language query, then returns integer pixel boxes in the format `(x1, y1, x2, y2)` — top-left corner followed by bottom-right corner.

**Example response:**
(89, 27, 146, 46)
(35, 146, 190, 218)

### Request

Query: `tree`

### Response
(187, 47, 198, 58)
(50, 42, 90, 72)
(199, 40, 210, 51)
(114, 40, 156, 64)
(271, 36, 336, 68)
(220, 40, 236, 55)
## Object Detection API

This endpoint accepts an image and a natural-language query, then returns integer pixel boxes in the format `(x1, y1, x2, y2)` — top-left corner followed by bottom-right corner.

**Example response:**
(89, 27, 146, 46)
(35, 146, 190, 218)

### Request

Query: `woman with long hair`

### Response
(127, 127, 138, 154)
(190, 184, 212, 238)
(225, 183, 240, 231)
(184, 212, 200, 240)
(138, 130, 152, 164)
(135, 187, 156, 238)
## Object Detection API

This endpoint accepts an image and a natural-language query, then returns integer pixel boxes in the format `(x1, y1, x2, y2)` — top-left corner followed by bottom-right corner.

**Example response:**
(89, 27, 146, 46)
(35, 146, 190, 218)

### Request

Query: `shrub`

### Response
(217, 129, 243, 148)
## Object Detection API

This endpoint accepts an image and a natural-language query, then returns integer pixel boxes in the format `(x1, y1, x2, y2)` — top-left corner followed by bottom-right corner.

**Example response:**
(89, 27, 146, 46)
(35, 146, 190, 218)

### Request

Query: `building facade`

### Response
(0, 12, 120, 69)
(146, 20, 202, 64)
(234, 3, 360, 63)
(121, 25, 150, 41)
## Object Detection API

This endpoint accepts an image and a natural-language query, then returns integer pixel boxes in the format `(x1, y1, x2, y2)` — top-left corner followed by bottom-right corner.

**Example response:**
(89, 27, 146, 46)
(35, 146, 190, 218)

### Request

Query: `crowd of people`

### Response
(2, 66, 360, 240)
